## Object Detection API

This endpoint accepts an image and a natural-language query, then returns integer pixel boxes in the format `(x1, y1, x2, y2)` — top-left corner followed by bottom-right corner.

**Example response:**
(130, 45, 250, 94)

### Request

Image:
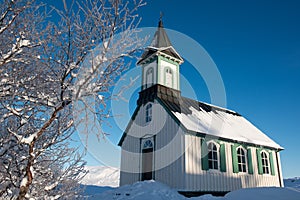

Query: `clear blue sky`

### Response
(49, 0, 300, 178)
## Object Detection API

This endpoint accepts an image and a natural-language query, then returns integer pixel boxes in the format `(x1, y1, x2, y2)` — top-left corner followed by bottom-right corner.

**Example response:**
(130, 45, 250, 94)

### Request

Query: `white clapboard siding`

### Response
(119, 134, 140, 186)
(153, 100, 185, 190)
(183, 134, 281, 192)
(120, 100, 186, 188)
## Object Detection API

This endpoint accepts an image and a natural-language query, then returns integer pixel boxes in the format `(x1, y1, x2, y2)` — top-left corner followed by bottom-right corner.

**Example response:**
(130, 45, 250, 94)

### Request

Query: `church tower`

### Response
(137, 20, 184, 91)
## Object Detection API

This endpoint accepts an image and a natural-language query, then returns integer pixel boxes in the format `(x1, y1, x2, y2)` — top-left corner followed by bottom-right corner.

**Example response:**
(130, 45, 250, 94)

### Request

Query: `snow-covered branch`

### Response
(0, 0, 144, 199)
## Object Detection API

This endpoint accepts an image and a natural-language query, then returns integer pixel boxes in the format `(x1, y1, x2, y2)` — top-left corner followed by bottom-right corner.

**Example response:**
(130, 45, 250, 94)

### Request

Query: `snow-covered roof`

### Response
(159, 96, 283, 150)
(119, 85, 283, 149)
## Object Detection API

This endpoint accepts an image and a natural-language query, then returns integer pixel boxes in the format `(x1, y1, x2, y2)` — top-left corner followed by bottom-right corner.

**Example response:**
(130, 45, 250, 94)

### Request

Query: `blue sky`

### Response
(50, 1, 300, 178)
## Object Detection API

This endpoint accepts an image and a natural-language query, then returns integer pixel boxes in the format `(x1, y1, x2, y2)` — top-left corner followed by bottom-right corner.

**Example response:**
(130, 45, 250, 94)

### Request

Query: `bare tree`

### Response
(0, 0, 145, 199)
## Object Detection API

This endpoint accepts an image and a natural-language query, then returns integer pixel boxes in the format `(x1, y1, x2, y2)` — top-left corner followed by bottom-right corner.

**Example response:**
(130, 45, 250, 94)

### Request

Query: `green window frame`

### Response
(256, 149, 275, 176)
(201, 139, 226, 172)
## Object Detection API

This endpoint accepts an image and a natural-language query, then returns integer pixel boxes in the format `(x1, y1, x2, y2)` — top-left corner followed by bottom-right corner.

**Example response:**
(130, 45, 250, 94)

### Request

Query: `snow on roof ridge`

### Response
(147, 46, 173, 50)
(181, 96, 239, 115)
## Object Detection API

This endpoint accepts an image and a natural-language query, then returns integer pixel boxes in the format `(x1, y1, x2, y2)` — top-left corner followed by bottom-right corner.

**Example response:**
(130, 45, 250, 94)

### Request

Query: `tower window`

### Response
(208, 142, 219, 170)
(146, 68, 154, 88)
(146, 104, 152, 123)
(237, 147, 247, 172)
(164, 68, 173, 88)
(261, 152, 269, 174)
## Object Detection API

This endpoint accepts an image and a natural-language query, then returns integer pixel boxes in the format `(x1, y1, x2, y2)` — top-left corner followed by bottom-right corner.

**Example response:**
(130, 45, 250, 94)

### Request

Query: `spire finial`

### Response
(160, 11, 164, 21)
(158, 12, 164, 28)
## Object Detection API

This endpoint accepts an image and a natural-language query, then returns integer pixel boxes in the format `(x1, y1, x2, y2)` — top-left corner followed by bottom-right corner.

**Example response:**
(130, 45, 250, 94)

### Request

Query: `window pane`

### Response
(213, 161, 218, 169)
(242, 156, 245, 163)
(213, 152, 217, 159)
(243, 165, 246, 172)
(213, 145, 217, 151)
(209, 161, 213, 169)
(238, 165, 242, 172)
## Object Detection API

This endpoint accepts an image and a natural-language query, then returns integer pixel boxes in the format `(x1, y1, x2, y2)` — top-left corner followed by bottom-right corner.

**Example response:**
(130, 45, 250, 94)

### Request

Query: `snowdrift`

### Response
(81, 166, 300, 199)
(84, 180, 300, 200)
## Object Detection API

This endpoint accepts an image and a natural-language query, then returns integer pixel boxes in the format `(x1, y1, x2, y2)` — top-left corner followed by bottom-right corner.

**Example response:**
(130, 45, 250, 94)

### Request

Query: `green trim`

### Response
(141, 56, 157, 65)
(158, 55, 180, 90)
(141, 56, 158, 90)
(159, 55, 180, 66)
(231, 144, 239, 173)
(185, 129, 283, 151)
(256, 148, 263, 174)
(220, 143, 226, 172)
(269, 151, 275, 176)
(201, 139, 209, 171)
(247, 148, 254, 174)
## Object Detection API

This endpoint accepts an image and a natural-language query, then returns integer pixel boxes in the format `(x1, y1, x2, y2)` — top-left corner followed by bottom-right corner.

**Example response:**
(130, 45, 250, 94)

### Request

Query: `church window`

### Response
(146, 104, 152, 123)
(164, 68, 173, 88)
(261, 152, 270, 174)
(237, 147, 247, 172)
(143, 139, 153, 149)
(208, 142, 219, 170)
(146, 68, 154, 88)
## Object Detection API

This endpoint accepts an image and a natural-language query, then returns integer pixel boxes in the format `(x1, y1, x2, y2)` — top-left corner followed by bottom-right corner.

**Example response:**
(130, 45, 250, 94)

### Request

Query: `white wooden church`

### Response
(118, 20, 284, 196)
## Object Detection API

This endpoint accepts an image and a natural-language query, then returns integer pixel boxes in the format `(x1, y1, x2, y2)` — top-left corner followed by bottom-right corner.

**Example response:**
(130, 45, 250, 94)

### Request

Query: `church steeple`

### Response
(150, 19, 172, 48)
(138, 19, 183, 92)
(138, 20, 183, 65)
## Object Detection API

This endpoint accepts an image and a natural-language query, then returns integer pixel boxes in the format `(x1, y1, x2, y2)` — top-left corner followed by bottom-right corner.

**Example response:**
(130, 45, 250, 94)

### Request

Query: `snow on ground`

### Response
(80, 166, 119, 187)
(284, 177, 300, 190)
(84, 180, 300, 200)
(86, 180, 186, 200)
(82, 166, 300, 200)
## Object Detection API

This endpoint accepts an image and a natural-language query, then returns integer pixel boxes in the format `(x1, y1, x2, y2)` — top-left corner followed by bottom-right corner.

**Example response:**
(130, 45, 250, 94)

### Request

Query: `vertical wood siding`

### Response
(120, 100, 283, 191)
(120, 100, 185, 189)
(184, 134, 282, 192)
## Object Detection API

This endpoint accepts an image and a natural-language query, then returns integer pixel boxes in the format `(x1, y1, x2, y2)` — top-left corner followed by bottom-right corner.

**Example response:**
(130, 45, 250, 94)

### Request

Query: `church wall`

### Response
(183, 134, 282, 192)
(119, 100, 186, 189)
(153, 99, 186, 190)
(119, 134, 141, 186)
(276, 152, 284, 187)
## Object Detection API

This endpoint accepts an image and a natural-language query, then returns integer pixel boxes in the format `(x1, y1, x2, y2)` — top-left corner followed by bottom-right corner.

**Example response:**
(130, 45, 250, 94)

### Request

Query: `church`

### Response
(118, 20, 284, 196)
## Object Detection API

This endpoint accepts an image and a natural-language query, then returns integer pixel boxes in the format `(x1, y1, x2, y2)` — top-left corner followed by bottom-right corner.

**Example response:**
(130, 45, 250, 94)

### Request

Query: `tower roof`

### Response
(137, 20, 184, 65)
(150, 20, 172, 48)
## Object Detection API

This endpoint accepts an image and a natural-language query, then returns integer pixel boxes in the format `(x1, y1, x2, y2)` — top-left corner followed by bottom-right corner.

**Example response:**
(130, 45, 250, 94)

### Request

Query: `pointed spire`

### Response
(150, 17, 172, 48)
(137, 17, 184, 65)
